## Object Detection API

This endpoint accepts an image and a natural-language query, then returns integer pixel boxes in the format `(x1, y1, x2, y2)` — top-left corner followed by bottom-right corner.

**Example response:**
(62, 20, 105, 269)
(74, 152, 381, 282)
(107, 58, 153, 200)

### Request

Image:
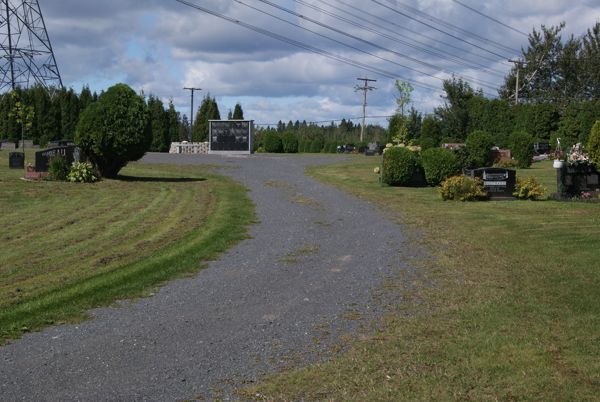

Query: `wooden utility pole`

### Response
(508, 59, 524, 105)
(355, 77, 377, 143)
(184, 87, 201, 141)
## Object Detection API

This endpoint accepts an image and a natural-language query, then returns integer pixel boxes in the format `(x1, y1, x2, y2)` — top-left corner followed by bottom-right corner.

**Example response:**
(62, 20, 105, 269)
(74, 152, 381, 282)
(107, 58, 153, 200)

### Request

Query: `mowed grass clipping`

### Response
(0, 151, 254, 344)
(241, 159, 600, 401)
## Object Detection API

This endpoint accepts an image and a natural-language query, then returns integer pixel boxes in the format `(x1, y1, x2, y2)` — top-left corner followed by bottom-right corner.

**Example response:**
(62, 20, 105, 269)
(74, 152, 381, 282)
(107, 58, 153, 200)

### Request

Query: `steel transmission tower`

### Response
(0, 0, 62, 93)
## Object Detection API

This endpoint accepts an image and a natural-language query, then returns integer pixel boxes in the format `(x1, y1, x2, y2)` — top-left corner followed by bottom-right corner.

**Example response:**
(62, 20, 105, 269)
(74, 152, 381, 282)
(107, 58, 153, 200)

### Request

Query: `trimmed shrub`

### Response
(439, 175, 487, 201)
(67, 162, 97, 183)
(281, 132, 298, 153)
(47, 155, 70, 181)
(509, 131, 534, 168)
(465, 130, 494, 167)
(75, 83, 151, 178)
(588, 120, 600, 168)
(421, 147, 460, 186)
(513, 176, 546, 200)
(382, 146, 421, 186)
(263, 132, 283, 153)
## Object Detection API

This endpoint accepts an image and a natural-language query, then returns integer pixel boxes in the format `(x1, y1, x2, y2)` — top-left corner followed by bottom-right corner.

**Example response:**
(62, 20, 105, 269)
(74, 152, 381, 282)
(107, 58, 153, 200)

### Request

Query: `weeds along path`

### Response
(0, 153, 423, 400)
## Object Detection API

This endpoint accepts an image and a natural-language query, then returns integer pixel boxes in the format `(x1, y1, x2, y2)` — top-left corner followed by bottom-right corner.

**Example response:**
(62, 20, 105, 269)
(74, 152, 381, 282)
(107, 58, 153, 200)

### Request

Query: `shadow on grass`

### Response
(116, 175, 207, 183)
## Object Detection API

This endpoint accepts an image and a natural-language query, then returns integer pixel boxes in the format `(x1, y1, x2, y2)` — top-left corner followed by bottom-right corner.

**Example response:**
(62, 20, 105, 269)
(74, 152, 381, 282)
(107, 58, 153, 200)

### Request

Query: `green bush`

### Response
(439, 175, 487, 201)
(382, 147, 421, 186)
(421, 147, 460, 186)
(75, 83, 151, 178)
(509, 131, 534, 168)
(513, 176, 546, 200)
(47, 155, 70, 181)
(281, 132, 298, 153)
(587, 120, 600, 168)
(493, 158, 519, 168)
(263, 132, 283, 153)
(465, 130, 494, 167)
(323, 141, 337, 153)
(67, 162, 97, 183)
(309, 138, 324, 153)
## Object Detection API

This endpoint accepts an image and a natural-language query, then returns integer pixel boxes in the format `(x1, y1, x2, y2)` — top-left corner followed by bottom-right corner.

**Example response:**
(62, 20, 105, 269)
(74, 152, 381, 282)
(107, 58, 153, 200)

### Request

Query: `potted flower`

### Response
(553, 137, 564, 169)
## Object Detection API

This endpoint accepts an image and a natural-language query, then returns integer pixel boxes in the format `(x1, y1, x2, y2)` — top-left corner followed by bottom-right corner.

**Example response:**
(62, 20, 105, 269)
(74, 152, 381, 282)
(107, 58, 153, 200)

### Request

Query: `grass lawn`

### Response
(241, 158, 600, 401)
(0, 149, 254, 344)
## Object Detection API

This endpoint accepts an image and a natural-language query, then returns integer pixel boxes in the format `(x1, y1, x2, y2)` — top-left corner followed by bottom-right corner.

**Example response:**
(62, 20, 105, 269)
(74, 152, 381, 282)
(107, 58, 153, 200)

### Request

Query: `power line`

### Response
(332, 0, 503, 66)
(384, 0, 520, 55)
(314, 0, 506, 77)
(174, 0, 442, 93)
(451, 0, 529, 37)
(370, 0, 513, 60)
(256, 0, 500, 93)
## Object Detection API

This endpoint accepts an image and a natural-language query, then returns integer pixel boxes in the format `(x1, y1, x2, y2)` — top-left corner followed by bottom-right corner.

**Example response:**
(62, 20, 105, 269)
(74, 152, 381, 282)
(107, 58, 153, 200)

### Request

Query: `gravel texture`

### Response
(0, 153, 423, 401)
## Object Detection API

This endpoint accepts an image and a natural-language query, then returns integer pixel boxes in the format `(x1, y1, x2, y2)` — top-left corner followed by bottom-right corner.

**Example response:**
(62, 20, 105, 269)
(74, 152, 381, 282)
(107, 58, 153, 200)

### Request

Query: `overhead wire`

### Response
(316, 0, 506, 76)
(385, 0, 520, 55)
(292, 0, 504, 86)
(451, 0, 529, 37)
(257, 0, 500, 93)
(370, 0, 513, 60)
(174, 0, 442, 93)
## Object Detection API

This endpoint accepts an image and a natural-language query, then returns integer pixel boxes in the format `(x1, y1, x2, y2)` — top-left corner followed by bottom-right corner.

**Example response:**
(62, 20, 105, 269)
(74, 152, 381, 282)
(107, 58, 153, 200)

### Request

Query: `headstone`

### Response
(35, 146, 77, 172)
(208, 120, 254, 154)
(9, 152, 24, 169)
(465, 167, 516, 199)
(365, 142, 379, 156)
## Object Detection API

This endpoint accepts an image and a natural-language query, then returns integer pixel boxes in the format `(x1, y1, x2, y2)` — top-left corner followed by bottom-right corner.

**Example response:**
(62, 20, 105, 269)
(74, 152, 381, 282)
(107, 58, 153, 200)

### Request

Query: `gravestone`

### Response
(558, 164, 600, 197)
(35, 146, 77, 172)
(209, 120, 254, 154)
(465, 167, 516, 199)
(9, 152, 24, 169)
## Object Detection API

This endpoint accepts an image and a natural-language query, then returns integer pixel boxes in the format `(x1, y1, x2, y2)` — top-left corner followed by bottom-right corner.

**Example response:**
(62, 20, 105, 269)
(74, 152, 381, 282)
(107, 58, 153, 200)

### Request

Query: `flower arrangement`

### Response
(567, 143, 590, 166)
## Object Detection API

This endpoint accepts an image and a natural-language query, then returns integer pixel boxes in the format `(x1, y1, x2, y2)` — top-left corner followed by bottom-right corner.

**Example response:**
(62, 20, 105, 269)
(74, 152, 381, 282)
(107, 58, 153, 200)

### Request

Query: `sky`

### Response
(38, 0, 600, 127)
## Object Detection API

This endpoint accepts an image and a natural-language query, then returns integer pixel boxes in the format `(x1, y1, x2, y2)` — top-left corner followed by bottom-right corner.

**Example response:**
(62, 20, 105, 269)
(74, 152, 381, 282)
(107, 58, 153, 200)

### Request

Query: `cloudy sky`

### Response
(40, 0, 600, 127)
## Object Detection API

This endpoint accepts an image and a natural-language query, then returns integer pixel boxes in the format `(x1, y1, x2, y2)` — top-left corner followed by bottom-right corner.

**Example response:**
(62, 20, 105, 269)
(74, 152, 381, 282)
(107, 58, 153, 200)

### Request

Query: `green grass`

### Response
(0, 150, 254, 344)
(240, 159, 600, 401)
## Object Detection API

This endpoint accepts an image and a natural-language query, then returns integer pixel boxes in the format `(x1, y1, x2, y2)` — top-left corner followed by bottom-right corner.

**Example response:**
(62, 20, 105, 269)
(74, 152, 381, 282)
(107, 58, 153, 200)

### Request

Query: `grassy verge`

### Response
(241, 158, 600, 401)
(0, 150, 254, 344)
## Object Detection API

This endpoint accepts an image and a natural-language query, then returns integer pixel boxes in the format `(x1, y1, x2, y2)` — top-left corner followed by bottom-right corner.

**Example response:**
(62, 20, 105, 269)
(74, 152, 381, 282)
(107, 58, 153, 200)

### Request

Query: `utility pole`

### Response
(355, 77, 376, 143)
(508, 59, 524, 105)
(183, 87, 201, 142)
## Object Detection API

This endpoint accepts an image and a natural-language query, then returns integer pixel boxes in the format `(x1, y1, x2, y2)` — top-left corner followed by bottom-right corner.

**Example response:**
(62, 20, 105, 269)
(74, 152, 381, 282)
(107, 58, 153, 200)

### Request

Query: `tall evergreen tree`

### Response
(232, 102, 244, 119)
(147, 95, 170, 152)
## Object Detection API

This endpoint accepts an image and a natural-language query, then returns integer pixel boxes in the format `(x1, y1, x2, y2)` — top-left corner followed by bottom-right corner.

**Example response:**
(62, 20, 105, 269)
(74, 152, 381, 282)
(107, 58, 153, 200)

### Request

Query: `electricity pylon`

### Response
(0, 0, 62, 93)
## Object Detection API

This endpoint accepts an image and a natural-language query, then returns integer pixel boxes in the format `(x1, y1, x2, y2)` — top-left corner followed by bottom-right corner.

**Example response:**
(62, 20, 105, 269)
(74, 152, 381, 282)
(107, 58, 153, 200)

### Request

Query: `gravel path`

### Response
(1, 153, 422, 401)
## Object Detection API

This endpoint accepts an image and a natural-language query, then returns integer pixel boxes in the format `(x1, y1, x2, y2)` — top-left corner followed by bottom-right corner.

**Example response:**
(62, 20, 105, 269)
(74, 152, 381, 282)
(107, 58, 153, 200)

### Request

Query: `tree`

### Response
(193, 95, 220, 141)
(8, 90, 34, 149)
(232, 102, 244, 119)
(436, 77, 479, 141)
(406, 107, 422, 141)
(394, 80, 413, 115)
(419, 115, 442, 150)
(581, 22, 600, 100)
(587, 120, 600, 167)
(166, 100, 181, 143)
(147, 95, 170, 152)
(465, 130, 494, 167)
(75, 83, 151, 178)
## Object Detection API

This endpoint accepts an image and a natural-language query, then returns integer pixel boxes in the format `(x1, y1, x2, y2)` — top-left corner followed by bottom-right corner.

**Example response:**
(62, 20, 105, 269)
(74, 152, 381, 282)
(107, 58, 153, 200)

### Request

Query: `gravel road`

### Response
(1, 153, 422, 401)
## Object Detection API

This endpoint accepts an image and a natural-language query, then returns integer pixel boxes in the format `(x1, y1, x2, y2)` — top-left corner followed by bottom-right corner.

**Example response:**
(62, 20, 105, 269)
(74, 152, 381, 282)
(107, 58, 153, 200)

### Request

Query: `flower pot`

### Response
(553, 159, 564, 169)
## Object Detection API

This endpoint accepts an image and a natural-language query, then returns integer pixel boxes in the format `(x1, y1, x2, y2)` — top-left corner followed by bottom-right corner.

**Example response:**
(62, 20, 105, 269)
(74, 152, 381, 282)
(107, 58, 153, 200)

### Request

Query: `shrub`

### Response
(75, 83, 151, 178)
(439, 175, 487, 201)
(281, 132, 298, 153)
(382, 146, 421, 186)
(513, 176, 546, 200)
(309, 138, 324, 153)
(493, 159, 519, 168)
(421, 147, 460, 186)
(465, 130, 494, 167)
(47, 155, 70, 181)
(588, 120, 600, 168)
(263, 132, 283, 153)
(67, 162, 97, 183)
(509, 131, 534, 168)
